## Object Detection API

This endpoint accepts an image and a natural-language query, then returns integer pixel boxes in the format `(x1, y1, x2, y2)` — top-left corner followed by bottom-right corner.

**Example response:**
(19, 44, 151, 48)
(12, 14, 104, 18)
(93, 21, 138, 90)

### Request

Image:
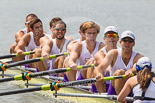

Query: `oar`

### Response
(0, 52, 68, 71)
(102, 73, 134, 81)
(0, 64, 94, 82)
(53, 93, 134, 102)
(0, 74, 133, 96)
(0, 51, 35, 59)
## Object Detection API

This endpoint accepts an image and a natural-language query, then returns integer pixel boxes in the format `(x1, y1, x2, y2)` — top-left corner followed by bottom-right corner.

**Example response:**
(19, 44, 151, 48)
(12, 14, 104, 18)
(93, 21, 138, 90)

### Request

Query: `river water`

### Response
(0, 0, 155, 102)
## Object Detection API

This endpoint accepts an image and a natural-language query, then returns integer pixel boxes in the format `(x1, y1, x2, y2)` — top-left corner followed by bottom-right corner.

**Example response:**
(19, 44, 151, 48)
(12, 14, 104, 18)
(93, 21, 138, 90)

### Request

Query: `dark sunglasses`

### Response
(122, 39, 134, 43)
(54, 28, 66, 31)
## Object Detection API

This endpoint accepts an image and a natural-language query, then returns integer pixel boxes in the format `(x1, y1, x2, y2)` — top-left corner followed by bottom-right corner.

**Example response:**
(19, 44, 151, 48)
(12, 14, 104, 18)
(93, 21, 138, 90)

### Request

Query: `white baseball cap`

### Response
(136, 57, 152, 71)
(104, 26, 118, 34)
(121, 31, 135, 40)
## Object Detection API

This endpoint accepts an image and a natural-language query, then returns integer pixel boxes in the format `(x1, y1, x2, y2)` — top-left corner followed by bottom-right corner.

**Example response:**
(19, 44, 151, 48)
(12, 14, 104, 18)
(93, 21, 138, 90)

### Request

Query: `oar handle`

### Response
(23, 51, 35, 55)
(77, 64, 94, 70)
(49, 52, 68, 59)
(65, 64, 95, 71)
(0, 51, 35, 59)
(103, 73, 135, 81)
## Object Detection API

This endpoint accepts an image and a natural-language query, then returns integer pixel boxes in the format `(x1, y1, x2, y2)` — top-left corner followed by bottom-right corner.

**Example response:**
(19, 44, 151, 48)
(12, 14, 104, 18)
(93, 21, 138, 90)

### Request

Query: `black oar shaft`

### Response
(30, 68, 67, 77)
(0, 54, 15, 59)
(0, 64, 92, 82)
(0, 87, 41, 96)
(2, 52, 68, 69)
(0, 69, 67, 83)
(4, 58, 41, 68)
(0, 51, 35, 59)
(0, 77, 14, 82)
(57, 78, 96, 88)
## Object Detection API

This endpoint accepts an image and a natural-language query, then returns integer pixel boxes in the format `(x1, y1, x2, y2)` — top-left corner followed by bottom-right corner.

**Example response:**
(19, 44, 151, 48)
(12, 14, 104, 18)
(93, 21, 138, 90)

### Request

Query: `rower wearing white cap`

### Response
(117, 57, 155, 103)
(94, 30, 143, 94)
(87, 26, 119, 93)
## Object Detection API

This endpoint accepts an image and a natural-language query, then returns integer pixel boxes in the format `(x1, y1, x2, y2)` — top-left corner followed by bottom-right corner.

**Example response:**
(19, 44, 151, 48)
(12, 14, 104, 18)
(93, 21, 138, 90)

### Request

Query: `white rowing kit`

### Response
(76, 40, 100, 79)
(25, 32, 47, 60)
(48, 38, 70, 70)
(25, 32, 40, 52)
(133, 80, 155, 103)
(110, 48, 137, 76)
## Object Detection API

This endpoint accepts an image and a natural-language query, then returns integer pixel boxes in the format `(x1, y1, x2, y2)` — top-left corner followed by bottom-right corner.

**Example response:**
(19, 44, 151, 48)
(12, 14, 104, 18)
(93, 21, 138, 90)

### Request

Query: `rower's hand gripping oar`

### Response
(102, 73, 134, 81)
(0, 64, 94, 83)
(0, 74, 134, 96)
(0, 52, 68, 71)
(0, 51, 35, 59)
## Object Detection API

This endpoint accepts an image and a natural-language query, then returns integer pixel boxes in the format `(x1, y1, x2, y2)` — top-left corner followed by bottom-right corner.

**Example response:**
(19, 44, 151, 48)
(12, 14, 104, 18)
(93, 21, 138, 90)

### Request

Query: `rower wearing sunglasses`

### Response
(86, 26, 119, 93)
(33, 20, 71, 73)
(94, 30, 143, 94)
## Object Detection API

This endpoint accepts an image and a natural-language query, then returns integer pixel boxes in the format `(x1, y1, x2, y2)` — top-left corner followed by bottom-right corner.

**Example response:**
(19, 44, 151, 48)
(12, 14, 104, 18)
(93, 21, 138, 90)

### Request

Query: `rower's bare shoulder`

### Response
(15, 30, 25, 41)
(134, 53, 144, 63)
(127, 76, 138, 87)
(40, 36, 49, 41)
(15, 30, 24, 37)
(95, 49, 105, 59)
(40, 36, 52, 45)
(71, 42, 82, 52)
(67, 40, 77, 48)
(65, 35, 73, 41)
(108, 49, 118, 55)
(99, 42, 105, 50)
(75, 41, 82, 47)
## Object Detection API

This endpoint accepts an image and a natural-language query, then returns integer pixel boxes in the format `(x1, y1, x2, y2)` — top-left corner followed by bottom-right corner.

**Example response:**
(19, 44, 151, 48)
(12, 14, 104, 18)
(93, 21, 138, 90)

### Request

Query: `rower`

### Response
(63, 21, 87, 82)
(34, 20, 71, 74)
(117, 57, 155, 102)
(10, 14, 38, 61)
(64, 21, 105, 81)
(14, 18, 47, 71)
(94, 31, 143, 94)
(87, 26, 119, 93)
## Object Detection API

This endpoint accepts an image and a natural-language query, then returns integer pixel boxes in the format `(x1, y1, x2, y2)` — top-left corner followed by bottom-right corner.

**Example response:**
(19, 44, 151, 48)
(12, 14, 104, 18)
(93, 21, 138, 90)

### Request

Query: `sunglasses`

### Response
(122, 39, 134, 43)
(54, 28, 66, 31)
(105, 33, 118, 38)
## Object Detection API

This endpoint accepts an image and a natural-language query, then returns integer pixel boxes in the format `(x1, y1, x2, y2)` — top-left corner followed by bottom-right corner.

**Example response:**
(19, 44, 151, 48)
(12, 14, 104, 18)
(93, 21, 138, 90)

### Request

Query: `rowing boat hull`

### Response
(0, 59, 116, 103)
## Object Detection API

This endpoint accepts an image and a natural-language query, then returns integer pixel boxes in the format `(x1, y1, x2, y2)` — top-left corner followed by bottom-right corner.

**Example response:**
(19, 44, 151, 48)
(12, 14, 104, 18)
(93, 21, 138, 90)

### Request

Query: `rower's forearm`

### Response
(41, 47, 51, 57)
(68, 60, 75, 66)
(15, 47, 24, 54)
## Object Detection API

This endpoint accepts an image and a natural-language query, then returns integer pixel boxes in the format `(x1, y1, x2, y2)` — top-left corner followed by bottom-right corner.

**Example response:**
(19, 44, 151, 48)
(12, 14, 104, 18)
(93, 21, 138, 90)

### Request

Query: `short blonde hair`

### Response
(80, 21, 100, 33)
